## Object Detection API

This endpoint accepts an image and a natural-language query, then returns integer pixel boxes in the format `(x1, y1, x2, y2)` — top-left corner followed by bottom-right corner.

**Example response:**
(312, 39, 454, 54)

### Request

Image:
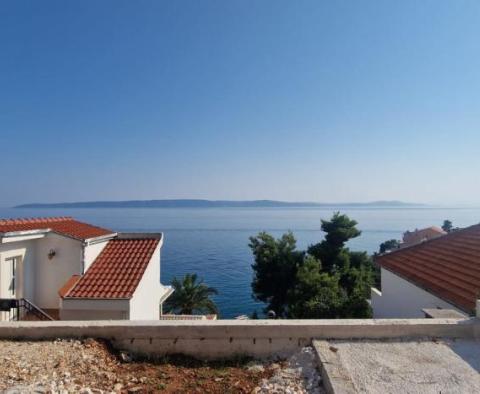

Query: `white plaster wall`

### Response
(60, 299, 129, 320)
(0, 240, 37, 300)
(83, 240, 109, 272)
(34, 234, 83, 309)
(129, 246, 163, 320)
(372, 268, 465, 318)
(60, 309, 126, 320)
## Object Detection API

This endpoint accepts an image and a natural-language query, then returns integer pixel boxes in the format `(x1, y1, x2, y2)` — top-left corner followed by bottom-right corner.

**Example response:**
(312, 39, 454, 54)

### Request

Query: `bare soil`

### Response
(0, 339, 275, 393)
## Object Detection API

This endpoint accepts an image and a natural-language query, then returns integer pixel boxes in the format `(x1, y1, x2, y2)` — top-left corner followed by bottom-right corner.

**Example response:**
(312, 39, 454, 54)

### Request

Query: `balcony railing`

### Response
(0, 298, 54, 321)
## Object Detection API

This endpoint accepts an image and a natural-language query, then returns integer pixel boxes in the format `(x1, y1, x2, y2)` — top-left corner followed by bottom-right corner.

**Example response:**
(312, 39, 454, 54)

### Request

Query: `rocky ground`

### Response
(0, 339, 323, 393)
(252, 347, 325, 394)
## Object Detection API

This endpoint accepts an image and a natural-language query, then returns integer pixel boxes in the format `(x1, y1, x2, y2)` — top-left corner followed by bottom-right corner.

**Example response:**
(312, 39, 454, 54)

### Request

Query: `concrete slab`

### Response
(313, 339, 480, 394)
(313, 340, 356, 394)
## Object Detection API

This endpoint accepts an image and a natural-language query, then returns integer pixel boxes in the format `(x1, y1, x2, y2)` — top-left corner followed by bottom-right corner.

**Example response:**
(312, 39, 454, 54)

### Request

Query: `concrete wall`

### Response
(372, 268, 466, 318)
(0, 318, 476, 360)
(129, 245, 162, 320)
(34, 234, 83, 309)
(60, 299, 129, 320)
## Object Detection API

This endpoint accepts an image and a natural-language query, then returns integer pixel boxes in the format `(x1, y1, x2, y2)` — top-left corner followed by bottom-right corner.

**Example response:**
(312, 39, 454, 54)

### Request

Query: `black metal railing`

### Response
(0, 298, 54, 321)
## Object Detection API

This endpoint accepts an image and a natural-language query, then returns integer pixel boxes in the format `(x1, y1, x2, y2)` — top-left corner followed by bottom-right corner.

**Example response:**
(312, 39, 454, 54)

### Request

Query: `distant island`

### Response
(15, 199, 423, 209)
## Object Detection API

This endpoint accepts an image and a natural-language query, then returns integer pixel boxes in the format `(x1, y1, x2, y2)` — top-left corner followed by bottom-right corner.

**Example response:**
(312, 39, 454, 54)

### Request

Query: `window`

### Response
(7, 257, 17, 297)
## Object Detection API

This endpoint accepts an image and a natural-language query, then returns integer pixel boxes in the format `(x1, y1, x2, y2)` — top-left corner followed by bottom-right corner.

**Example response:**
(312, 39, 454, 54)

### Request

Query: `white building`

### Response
(372, 224, 480, 318)
(0, 217, 173, 321)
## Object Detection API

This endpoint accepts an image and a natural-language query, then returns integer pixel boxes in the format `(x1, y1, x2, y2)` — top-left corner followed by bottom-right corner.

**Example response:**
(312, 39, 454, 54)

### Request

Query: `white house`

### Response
(372, 223, 480, 318)
(0, 217, 173, 321)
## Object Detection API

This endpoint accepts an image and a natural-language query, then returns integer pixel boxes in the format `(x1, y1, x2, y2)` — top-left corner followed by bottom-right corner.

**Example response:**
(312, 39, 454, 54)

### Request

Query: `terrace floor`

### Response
(314, 338, 480, 394)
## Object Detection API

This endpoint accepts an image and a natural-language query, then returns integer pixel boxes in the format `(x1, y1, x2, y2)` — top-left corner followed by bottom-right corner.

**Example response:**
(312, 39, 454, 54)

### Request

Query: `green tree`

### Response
(251, 212, 374, 319)
(442, 220, 453, 233)
(249, 231, 304, 317)
(378, 239, 400, 254)
(340, 284, 373, 318)
(287, 256, 345, 318)
(308, 212, 361, 273)
(164, 274, 218, 315)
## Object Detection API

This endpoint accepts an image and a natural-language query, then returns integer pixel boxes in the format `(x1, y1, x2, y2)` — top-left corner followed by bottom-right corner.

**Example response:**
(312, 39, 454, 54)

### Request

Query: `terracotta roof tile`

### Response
(58, 275, 82, 297)
(0, 217, 114, 240)
(64, 238, 160, 299)
(377, 224, 480, 313)
(402, 226, 446, 247)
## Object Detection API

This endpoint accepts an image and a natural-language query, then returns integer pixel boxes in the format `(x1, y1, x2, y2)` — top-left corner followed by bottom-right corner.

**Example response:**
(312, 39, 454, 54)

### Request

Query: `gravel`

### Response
(254, 347, 324, 393)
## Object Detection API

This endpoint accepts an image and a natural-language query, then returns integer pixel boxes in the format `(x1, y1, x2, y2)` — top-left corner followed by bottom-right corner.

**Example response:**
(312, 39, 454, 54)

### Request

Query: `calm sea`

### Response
(1, 206, 479, 318)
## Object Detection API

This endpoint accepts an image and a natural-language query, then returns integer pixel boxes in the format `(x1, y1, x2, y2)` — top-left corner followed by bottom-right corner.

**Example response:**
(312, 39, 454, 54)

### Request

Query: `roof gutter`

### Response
(0, 229, 50, 243)
(84, 233, 118, 245)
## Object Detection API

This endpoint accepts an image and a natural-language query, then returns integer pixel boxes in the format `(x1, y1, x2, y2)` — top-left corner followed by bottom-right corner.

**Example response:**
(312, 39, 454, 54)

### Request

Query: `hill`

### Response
(14, 199, 422, 209)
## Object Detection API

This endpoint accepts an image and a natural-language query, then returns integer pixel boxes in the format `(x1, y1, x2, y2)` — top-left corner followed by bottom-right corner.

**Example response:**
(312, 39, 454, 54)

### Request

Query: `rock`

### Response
(4, 386, 30, 394)
(119, 351, 133, 363)
(32, 385, 48, 393)
(113, 383, 123, 391)
(247, 364, 265, 373)
(253, 347, 324, 393)
(127, 387, 143, 393)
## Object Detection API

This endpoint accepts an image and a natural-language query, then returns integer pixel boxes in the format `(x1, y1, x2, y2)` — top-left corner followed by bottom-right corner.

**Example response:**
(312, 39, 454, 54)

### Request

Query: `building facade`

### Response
(0, 217, 172, 321)
(372, 224, 480, 318)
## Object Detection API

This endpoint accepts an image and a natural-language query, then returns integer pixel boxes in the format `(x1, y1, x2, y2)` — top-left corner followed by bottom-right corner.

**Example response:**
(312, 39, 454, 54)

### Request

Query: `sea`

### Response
(1, 206, 479, 318)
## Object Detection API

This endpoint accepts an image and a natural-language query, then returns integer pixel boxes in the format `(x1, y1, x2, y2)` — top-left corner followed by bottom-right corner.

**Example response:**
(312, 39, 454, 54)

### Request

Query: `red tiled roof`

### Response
(0, 217, 114, 241)
(64, 238, 160, 299)
(376, 224, 480, 313)
(58, 275, 81, 298)
(402, 226, 446, 247)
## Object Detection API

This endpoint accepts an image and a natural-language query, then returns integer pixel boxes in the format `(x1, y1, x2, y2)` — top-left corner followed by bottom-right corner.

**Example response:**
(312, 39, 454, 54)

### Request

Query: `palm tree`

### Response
(164, 273, 219, 315)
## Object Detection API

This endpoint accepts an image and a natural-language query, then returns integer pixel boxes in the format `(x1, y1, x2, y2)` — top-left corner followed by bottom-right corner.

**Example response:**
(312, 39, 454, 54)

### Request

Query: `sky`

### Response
(1, 0, 480, 207)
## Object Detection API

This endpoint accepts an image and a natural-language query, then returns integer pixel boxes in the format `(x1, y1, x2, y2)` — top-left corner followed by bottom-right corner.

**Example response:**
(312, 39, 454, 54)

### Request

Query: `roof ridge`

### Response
(0, 217, 114, 241)
(0, 216, 74, 225)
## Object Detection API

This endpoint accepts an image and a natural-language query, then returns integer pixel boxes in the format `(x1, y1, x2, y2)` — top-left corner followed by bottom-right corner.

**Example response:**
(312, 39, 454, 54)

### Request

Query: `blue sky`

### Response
(1, 1, 480, 206)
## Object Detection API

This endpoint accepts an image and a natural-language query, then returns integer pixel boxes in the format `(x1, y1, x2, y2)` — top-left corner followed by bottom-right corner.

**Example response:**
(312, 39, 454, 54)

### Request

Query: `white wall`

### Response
(83, 240, 109, 272)
(129, 245, 163, 320)
(372, 268, 466, 318)
(60, 298, 129, 320)
(34, 233, 83, 309)
(0, 240, 37, 301)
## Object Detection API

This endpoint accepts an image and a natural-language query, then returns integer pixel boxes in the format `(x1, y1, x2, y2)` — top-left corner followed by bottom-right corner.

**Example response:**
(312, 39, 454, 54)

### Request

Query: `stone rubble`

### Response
(253, 347, 324, 394)
(0, 339, 324, 393)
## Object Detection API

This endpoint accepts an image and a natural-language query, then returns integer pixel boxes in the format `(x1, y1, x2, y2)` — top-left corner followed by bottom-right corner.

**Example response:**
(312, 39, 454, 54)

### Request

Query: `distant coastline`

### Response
(14, 199, 423, 209)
